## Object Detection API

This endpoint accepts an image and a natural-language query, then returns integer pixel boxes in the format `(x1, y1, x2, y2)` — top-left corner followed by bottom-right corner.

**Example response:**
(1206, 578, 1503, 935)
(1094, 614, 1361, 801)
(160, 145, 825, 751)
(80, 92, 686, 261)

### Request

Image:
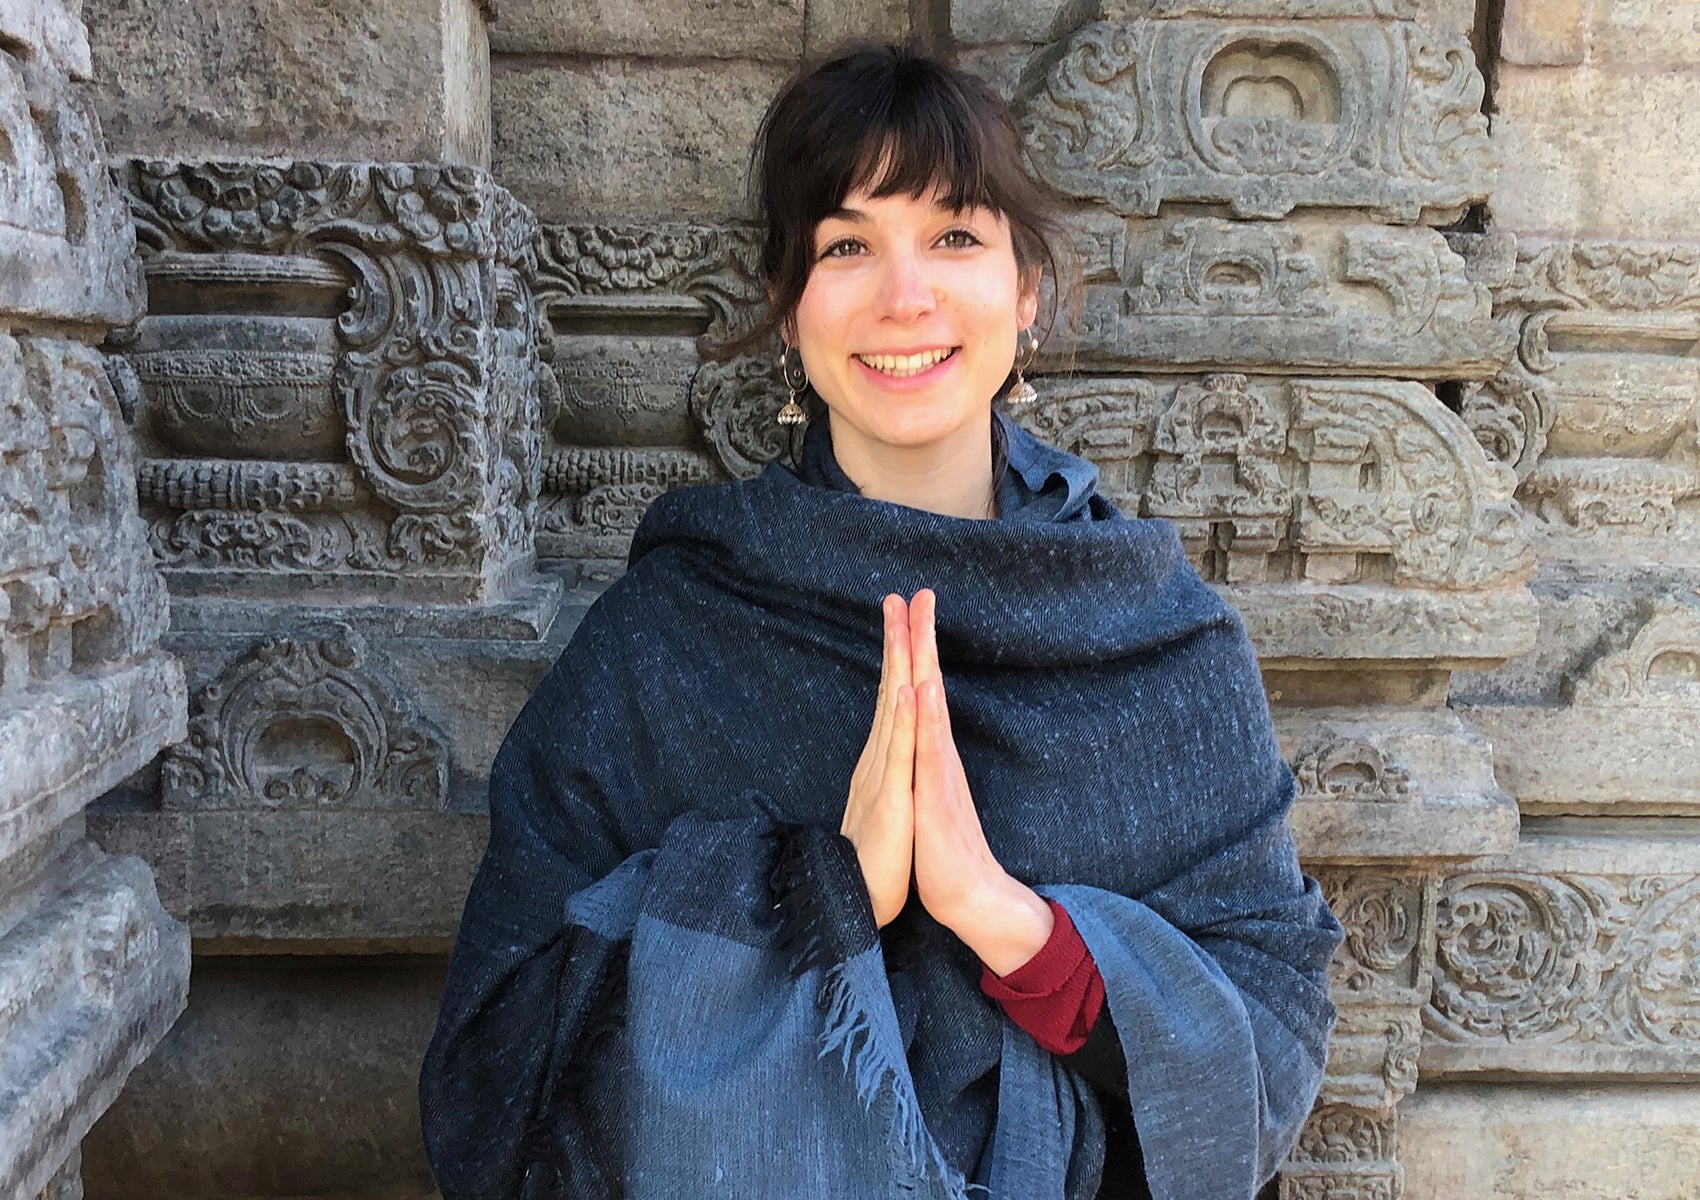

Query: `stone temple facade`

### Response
(0, 0, 1695, 1197)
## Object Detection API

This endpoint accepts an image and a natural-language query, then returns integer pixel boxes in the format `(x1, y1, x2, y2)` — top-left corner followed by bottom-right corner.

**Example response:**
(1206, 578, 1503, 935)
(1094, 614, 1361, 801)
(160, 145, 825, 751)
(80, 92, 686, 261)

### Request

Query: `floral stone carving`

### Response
(117, 160, 544, 603)
(161, 624, 449, 811)
(1018, 6, 1495, 222)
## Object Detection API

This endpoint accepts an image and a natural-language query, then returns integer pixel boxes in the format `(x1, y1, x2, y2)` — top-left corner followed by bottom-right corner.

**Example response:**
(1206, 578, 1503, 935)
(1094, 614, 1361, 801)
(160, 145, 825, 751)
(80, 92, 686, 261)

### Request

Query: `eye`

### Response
(819, 237, 865, 260)
(939, 227, 983, 249)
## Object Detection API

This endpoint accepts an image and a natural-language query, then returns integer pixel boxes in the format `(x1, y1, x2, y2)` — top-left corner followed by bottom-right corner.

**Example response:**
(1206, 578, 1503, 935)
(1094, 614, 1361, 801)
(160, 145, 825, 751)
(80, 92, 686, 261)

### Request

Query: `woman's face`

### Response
(789, 186, 1039, 457)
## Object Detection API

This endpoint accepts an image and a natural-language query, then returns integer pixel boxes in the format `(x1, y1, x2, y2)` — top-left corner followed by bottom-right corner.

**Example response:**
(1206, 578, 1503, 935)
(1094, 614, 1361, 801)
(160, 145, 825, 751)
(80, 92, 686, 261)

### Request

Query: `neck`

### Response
(826, 411, 998, 520)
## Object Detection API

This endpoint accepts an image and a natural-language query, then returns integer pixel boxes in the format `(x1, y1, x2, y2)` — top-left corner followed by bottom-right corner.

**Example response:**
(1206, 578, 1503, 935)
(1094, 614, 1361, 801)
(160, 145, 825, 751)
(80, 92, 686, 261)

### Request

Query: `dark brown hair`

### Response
(725, 43, 1069, 439)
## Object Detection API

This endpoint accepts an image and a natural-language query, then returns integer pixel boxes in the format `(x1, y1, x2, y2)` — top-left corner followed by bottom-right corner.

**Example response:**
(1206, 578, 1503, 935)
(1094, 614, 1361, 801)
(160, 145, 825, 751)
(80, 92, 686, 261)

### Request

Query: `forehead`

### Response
(825, 185, 1007, 225)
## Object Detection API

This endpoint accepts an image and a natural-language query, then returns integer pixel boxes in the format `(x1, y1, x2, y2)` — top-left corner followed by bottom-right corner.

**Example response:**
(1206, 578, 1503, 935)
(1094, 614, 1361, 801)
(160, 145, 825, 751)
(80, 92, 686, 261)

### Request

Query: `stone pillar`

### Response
(1004, 3, 1532, 1196)
(0, 3, 191, 1198)
(72, 6, 564, 1197)
(1400, 2, 1700, 1195)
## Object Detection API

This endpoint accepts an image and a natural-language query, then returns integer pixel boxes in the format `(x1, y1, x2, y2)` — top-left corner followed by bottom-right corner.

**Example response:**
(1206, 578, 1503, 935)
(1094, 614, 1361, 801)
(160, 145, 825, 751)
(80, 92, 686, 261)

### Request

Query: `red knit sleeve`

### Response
(978, 899, 1106, 1056)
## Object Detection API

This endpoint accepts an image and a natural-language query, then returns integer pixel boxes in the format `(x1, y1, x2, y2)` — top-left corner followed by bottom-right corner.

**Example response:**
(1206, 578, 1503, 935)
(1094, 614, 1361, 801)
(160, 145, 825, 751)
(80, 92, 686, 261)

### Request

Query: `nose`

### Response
(875, 247, 936, 323)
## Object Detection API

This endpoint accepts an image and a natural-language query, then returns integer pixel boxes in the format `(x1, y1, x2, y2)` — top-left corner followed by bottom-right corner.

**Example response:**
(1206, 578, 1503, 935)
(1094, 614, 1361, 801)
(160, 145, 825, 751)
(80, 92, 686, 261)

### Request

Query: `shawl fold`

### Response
(420, 414, 1342, 1200)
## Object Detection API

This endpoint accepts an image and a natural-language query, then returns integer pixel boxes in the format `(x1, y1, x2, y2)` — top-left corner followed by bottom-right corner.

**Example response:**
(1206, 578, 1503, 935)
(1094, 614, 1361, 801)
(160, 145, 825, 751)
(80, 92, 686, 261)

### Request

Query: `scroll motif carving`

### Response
(161, 625, 449, 810)
(1016, 374, 1532, 592)
(534, 223, 764, 343)
(1, 335, 169, 679)
(687, 356, 795, 481)
(1570, 597, 1700, 705)
(1075, 220, 1509, 376)
(118, 160, 543, 600)
(1428, 871, 1700, 1049)
(1318, 871, 1430, 996)
(1293, 739, 1413, 804)
(1018, 10, 1495, 222)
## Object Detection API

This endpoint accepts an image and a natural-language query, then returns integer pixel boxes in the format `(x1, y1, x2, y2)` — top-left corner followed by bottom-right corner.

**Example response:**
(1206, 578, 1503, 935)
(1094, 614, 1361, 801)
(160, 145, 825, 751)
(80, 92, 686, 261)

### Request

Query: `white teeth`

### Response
(857, 347, 955, 377)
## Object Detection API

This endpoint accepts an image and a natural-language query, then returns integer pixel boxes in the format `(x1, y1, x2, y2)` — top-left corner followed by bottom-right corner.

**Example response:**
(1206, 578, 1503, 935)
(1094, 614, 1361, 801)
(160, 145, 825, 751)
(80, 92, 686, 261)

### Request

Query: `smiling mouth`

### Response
(854, 347, 959, 377)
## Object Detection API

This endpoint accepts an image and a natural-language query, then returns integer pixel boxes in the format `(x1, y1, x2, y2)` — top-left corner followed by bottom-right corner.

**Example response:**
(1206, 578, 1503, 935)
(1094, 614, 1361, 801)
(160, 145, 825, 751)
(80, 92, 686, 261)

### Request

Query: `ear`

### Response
(1016, 267, 1042, 330)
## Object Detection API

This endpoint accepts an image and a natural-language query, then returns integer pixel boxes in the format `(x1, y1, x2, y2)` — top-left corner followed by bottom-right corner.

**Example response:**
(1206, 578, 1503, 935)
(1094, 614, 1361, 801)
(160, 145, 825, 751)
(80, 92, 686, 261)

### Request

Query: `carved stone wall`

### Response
(44, 1, 1700, 1198)
(0, 4, 190, 1198)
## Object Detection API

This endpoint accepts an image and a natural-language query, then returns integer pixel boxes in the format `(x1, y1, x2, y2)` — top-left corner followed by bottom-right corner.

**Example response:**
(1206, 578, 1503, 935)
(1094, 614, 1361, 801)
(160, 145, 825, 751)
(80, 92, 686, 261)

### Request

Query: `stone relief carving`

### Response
(1428, 870, 1700, 1055)
(1018, 8, 1494, 222)
(161, 625, 449, 811)
(1, 334, 170, 689)
(534, 223, 764, 345)
(1013, 373, 1532, 592)
(1280, 1104, 1400, 1200)
(117, 160, 543, 602)
(1292, 739, 1413, 804)
(1474, 238, 1700, 552)
(1071, 220, 1510, 376)
(0, 47, 143, 325)
(1570, 597, 1700, 705)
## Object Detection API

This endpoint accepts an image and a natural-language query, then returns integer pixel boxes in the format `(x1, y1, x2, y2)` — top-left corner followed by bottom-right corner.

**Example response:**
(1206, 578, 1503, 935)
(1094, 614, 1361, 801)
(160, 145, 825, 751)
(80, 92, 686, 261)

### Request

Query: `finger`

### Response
(914, 679, 948, 821)
(871, 594, 905, 763)
(881, 683, 917, 799)
(910, 588, 941, 688)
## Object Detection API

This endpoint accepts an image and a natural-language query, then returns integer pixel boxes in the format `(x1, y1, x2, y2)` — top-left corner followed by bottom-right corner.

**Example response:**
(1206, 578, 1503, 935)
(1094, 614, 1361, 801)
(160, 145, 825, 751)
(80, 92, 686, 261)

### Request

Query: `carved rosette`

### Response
(161, 625, 448, 811)
(118, 160, 543, 602)
(1017, 9, 1495, 222)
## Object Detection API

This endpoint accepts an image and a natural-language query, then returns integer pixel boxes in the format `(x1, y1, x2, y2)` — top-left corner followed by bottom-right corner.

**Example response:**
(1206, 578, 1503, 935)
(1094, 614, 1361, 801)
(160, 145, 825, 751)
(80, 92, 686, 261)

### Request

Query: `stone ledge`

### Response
(0, 843, 189, 1200)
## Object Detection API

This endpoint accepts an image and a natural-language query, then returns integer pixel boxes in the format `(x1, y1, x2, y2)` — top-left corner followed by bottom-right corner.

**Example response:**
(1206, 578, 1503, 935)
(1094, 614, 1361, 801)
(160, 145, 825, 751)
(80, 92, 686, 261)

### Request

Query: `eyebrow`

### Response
(821, 207, 869, 224)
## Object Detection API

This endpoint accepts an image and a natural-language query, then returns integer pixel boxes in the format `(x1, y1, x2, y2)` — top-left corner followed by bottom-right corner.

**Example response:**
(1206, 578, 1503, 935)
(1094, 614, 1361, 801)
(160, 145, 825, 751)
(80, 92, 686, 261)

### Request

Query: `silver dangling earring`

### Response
(1007, 326, 1039, 406)
(777, 346, 809, 425)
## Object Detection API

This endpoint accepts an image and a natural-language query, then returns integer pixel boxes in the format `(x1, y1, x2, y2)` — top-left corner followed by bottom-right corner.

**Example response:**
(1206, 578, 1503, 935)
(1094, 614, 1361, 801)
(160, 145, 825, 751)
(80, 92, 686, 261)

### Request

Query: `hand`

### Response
(841, 593, 917, 928)
(908, 590, 1055, 975)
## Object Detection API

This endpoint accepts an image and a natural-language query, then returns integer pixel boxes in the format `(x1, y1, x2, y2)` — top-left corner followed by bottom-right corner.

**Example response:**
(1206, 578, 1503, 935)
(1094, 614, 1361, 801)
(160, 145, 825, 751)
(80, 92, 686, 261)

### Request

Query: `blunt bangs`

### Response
(728, 44, 1064, 362)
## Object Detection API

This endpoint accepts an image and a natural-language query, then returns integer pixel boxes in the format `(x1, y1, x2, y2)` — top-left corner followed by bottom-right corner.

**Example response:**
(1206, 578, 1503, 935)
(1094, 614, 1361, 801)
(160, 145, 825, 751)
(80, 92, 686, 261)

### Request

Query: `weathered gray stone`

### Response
(806, 0, 909, 56)
(1423, 824, 1700, 1078)
(1492, 66, 1700, 240)
(0, 49, 143, 326)
(1282, 710, 1519, 862)
(83, 0, 492, 165)
(0, 0, 91, 78)
(80, 957, 445, 1200)
(1058, 218, 1512, 377)
(1457, 594, 1700, 816)
(493, 59, 791, 222)
(116, 160, 545, 605)
(1018, 8, 1495, 222)
(0, 843, 189, 1200)
(951, 0, 1068, 46)
(490, 0, 804, 60)
(1401, 1083, 1700, 1200)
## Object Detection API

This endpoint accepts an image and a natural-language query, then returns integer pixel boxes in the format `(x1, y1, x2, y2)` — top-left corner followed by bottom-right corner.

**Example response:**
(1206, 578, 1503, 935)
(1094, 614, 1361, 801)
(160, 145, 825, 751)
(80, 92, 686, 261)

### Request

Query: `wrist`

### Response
(947, 872, 1055, 978)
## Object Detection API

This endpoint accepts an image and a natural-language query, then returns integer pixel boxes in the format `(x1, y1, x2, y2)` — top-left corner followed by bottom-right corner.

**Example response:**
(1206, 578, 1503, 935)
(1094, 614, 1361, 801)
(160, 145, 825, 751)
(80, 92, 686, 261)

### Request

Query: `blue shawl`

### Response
(420, 412, 1341, 1200)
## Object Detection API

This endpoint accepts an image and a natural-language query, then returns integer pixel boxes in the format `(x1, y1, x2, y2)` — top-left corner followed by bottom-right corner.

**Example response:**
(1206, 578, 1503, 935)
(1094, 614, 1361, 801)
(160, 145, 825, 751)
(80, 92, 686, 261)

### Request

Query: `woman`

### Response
(420, 45, 1341, 1200)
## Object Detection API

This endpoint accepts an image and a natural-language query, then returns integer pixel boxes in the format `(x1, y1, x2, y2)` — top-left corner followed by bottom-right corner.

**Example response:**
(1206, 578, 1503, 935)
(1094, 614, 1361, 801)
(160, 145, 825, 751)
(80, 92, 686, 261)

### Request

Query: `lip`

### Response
(851, 346, 961, 391)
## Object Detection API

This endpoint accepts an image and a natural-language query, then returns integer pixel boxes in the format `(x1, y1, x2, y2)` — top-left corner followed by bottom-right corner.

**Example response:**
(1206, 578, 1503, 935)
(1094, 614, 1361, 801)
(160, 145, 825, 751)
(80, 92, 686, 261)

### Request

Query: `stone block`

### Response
(82, 0, 491, 165)
(806, 0, 909, 56)
(80, 957, 445, 1200)
(1424, 824, 1700, 1078)
(1492, 67, 1700, 240)
(1591, 0, 1700, 71)
(0, 49, 144, 326)
(0, 0, 91, 77)
(1281, 709, 1519, 863)
(1401, 1082, 1700, 1200)
(0, 843, 189, 1200)
(1017, 8, 1495, 222)
(1456, 594, 1700, 815)
(116, 160, 545, 605)
(950, 0, 1067, 46)
(1060, 218, 1512, 377)
(492, 58, 790, 222)
(1500, 0, 1585, 67)
(490, 0, 804, 60)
